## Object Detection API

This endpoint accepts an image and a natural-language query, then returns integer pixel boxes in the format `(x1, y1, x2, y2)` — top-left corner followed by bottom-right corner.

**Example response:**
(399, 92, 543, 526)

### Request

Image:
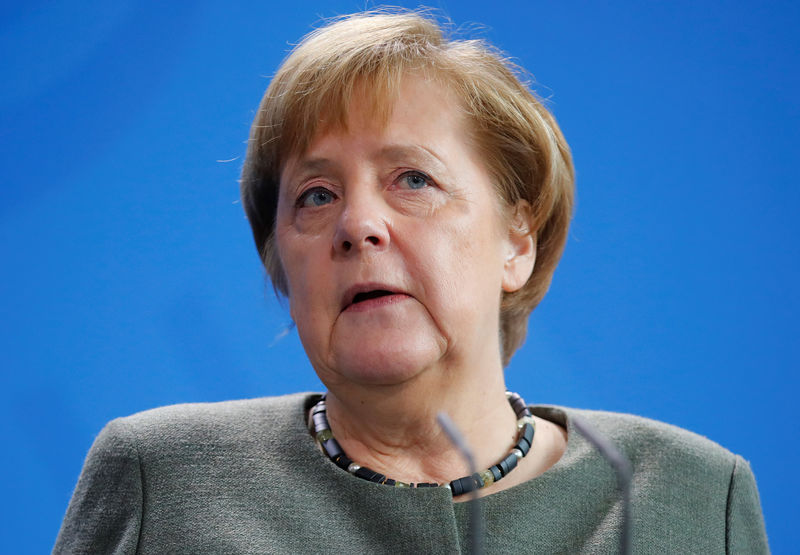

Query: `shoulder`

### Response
(534, 405, 743, 517)
(537, 405, 738, 474)
(116, 391, 316, 430)
(55, 394, 325, 553)
(96, 392, 320, 459)
(531, 406, 768, 552)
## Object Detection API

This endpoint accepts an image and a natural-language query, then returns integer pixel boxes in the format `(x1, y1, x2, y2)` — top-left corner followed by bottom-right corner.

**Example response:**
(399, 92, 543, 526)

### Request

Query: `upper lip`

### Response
(341, 282, 406, 310)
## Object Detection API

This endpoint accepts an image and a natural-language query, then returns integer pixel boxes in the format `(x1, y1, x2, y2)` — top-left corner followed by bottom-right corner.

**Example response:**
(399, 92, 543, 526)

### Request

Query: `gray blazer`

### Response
(54, 393, 768, 553)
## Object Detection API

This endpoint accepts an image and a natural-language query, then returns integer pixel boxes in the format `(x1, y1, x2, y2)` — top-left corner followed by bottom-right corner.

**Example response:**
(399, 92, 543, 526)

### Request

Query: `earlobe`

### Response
(502, 201, 536, 293)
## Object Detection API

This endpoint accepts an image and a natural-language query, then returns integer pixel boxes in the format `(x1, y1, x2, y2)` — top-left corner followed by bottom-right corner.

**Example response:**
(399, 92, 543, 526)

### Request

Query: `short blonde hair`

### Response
(240, 9, 574, 366)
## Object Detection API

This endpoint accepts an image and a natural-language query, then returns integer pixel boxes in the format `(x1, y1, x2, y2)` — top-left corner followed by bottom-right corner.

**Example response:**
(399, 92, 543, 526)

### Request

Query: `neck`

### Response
(322, 358, 518, 485)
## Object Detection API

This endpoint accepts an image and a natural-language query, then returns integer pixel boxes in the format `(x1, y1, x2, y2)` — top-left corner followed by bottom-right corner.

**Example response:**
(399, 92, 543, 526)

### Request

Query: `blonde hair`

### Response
(240, 9, 574, 366)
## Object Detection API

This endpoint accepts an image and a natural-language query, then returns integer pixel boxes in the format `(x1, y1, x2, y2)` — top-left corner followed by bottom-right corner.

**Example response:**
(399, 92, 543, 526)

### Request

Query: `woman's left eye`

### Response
(398, 172, 431, 190)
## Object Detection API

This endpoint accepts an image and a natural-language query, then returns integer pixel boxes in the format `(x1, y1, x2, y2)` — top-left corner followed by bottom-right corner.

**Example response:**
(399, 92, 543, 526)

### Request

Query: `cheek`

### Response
(277, 234, 318, 318)
(450, 208, 504, 267)
(415, 216, 504, 308)
(278, 228, 340, 326)
(278, 223, 319, 277)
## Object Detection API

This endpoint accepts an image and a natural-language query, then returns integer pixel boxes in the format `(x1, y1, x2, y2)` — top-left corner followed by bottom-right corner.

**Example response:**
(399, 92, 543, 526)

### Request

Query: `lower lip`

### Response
(344, 293, 411, 313)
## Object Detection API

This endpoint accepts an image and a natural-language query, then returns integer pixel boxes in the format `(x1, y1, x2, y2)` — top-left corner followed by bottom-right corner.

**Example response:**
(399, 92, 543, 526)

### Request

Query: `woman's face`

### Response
(276, 74, 533, 388)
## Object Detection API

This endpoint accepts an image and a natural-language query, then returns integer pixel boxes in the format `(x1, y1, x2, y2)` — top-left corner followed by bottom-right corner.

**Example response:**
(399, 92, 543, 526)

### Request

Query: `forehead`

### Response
(284, 73, 470, 167)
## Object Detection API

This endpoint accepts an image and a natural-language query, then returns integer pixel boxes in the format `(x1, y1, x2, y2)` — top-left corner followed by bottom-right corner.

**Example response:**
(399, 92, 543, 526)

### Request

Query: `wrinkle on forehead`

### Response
(281, 68, 460, 168)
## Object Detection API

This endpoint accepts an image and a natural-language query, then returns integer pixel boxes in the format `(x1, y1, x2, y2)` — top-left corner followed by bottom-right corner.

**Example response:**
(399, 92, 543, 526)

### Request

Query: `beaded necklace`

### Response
(308, 391, 536, 497)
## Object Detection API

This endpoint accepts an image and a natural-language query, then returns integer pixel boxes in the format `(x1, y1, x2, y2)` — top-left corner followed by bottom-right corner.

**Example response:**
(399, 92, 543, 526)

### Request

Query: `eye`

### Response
(398, 171, 432, 190)
(297, 186, 336, 208)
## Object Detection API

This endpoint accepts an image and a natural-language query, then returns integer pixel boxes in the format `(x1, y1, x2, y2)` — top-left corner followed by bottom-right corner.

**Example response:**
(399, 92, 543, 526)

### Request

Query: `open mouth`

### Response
(342, 286, 410, 313)
(351, 290, 394, 305)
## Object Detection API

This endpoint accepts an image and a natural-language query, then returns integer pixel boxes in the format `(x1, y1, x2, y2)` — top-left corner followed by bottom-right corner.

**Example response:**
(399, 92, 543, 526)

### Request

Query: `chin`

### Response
(331, 336, 443, 387)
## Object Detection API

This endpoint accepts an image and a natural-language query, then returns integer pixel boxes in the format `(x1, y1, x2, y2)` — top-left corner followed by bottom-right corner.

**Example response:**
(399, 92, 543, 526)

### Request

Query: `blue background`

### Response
(2, 1, 797, 552)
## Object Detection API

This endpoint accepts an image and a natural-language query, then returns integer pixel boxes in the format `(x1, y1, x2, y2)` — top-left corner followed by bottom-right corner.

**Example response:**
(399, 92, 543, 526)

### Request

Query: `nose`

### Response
(333, 189, 390, 255)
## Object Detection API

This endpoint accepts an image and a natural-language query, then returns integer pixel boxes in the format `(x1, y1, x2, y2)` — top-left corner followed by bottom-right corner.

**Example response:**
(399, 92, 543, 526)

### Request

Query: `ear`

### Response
(502, 201, 536, 293)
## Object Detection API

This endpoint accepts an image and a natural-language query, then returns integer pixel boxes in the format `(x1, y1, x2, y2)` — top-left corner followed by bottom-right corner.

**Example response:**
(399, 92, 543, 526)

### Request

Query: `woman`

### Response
(55, 10, 768, 553)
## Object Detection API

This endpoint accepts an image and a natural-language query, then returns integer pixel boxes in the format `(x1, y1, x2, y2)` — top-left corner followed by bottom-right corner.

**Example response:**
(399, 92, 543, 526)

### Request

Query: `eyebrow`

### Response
(285, 143, 452, 188)
(376, 144, 448, 175)
(290, 157, 340, 179)
(281, 157, 341, 197)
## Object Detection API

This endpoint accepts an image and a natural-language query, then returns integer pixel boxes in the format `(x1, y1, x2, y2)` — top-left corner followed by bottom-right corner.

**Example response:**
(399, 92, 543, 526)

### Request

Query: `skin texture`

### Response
(276, 74, 564, 493)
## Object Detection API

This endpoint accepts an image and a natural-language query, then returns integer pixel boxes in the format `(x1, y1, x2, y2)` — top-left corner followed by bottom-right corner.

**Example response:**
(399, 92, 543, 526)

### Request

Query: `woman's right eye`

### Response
(297, 187, 336, 208)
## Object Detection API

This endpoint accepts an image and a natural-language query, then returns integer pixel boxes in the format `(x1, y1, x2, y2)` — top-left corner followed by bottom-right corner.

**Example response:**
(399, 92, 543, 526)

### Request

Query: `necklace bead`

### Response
(308, 391, 535, 497)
